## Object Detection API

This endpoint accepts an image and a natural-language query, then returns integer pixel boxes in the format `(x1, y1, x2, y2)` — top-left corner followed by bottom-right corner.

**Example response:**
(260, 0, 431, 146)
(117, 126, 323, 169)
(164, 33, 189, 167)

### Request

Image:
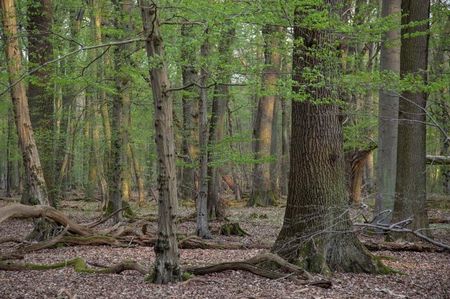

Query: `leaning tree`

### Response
(1, 0, 49, 206)
(271, 0, 384, 274)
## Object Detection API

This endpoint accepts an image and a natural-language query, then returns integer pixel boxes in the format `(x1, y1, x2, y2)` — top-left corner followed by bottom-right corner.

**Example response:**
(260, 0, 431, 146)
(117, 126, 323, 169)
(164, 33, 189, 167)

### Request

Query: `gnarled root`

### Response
(185, 253, 331, 288)
(0, 257, 147, 275)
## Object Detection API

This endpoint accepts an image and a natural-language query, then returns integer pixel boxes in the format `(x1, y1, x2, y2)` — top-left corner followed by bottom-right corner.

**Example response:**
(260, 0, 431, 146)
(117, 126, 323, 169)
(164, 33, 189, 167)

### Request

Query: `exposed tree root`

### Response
(178, 236, 269, 250)
(185, 253, 331, 288)
(0, 254, 330, 288)
(0, 257, 147, 274)
(0, 204, 91, 236)
(0, 253, 24, 261)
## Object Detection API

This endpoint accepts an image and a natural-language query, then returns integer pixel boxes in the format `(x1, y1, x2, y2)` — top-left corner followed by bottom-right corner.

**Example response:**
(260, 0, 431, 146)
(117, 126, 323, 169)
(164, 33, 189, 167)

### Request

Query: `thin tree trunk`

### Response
(1, 0, 49, 206)
(6, 108, 16, 197)
(129, 143, 145, 206)
(270, 96, 280, 194)
(180, 24, 199, 200)
(280, 58, 290, 197)
(249, 25, 282, 206)
(109, 0, 133, 222)
(196, 33, 212, 239)
(226, 102, 242, 201)
(140, 1, 181, 284)
(392, 0, 431, 232)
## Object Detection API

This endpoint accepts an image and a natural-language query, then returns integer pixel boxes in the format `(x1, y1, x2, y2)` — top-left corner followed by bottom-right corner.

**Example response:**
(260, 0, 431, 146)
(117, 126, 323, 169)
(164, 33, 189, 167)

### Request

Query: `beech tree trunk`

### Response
(207, 27, 235, 219)
(272, 1, 381, 274)
(249, 25, 282, 206)
(1, 0, 49, 206)
(140, 1, 181, 284)
(375, 0, 401, 222)
(280, 60, 290, 197)
(392, 0, 431, 231)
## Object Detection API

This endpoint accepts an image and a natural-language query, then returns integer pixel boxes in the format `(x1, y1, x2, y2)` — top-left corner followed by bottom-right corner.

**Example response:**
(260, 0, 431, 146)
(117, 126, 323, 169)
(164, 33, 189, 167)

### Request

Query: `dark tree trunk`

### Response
(392, 0, 431, 231)
(108, 0, 133, 222)
(26, 0, 55, 205)
(272, 1, 381, 274)
(140, 0, 181, 284)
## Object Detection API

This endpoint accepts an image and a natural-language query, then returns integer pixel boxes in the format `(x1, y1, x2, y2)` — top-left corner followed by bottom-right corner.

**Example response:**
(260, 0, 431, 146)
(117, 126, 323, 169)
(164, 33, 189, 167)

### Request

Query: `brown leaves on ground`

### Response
(0, 200, 449, 298)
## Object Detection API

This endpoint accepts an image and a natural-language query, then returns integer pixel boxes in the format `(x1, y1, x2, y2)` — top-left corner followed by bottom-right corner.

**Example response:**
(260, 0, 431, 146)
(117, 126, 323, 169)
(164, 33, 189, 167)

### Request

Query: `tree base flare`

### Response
(220, 222, 249, 236)
(247, 190, 278, 207)
(274, 234, 395, 275)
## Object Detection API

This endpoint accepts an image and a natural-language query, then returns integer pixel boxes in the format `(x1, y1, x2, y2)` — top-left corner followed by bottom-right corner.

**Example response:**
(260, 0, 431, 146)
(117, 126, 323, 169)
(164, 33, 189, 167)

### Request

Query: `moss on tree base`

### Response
(247, 190, 279, 207)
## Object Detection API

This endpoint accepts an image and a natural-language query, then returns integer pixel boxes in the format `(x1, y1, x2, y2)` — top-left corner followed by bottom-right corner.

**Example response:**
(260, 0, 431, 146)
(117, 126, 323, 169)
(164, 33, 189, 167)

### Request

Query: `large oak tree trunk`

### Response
(140, 1, 181, 284)
(272, 1, 381, 274)
(392, 0, 431, 232)
(1, 0, 49, 206)
(375, 0, 401, 222)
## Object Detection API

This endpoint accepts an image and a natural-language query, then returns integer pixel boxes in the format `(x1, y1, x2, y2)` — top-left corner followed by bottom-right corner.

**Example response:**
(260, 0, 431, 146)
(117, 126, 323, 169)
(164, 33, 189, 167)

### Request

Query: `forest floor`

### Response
(0, 194, 449, 299)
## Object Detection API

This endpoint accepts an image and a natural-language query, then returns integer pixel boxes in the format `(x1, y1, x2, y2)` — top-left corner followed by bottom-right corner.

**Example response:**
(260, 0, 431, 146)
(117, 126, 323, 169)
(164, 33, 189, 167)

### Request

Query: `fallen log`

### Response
(426, 155, 450, 165)
(362, 240, 443, 253)
(355, 220, 450, 252)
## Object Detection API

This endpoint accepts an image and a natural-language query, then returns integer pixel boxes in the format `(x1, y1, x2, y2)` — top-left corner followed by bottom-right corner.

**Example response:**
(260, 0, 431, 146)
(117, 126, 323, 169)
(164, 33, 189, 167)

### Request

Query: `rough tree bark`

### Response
(1, 0, 49, 206)
(109, 0, 133, 222)
(26, 0, 55, 205)
(375, 0, 401, 222)
(140, 0, 182, 284)
(392, 0, 431, 232)
(249, 25, 282, 207)
(272, 1, 383, 274)
(207, 27, 235, 219)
